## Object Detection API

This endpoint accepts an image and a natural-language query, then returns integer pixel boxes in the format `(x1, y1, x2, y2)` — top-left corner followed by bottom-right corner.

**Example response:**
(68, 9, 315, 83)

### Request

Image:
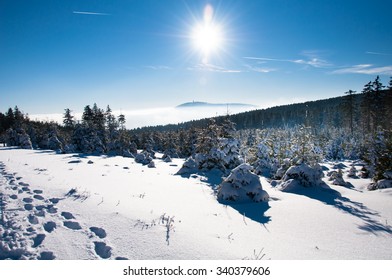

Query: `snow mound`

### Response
(368, 179, 392, 190)
(217, 163, 269, 203)
(176, 157, 198, 175)
(279, 163, 323, 191)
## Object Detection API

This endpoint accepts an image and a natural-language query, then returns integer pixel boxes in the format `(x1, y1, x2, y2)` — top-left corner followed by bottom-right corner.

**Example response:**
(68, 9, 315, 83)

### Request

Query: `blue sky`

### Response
(1, 0, 391, 121)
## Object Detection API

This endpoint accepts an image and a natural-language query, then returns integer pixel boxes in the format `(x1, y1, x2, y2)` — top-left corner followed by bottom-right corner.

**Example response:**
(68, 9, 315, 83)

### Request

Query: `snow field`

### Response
(0, 148, 391, 260)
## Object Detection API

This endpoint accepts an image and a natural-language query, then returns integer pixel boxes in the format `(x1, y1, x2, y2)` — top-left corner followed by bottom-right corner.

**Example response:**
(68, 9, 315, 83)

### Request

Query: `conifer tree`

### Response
(63, 108, 75, 129)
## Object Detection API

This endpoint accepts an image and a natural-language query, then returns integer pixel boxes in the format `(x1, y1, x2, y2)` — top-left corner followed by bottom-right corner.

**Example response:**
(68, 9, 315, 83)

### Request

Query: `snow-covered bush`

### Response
(279, 163, 324, 191)
(368, 179, 392, 190)
(47, 134, 63, 152)
(176, 157, 198, 175)
(135, 151, 153, 165)
(327, 169, 346, 186)
(63, 144, 76, 154)
(18, 132, 33, 149)
(195, 147, 226, 171)
(249, 142, 278, 177)
(163, 156, 172, 163)
(347, 165, 357, 178)
(217, 163, 269, 203)
(275, 159, 291, 179)
(6, 128, 32, 149)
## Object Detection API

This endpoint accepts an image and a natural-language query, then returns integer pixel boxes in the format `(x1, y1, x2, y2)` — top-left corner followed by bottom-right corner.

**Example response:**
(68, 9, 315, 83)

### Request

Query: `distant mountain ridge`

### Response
(176, 101, 257, 108)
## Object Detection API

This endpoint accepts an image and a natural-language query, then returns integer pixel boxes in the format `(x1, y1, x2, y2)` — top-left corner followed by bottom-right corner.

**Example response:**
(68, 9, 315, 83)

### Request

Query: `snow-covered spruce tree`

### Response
(162, 131, 179, 159)
(248, 141, 278, 178)
(6, 128, 32, 149)
(47, 129, 63, 152)
(71, 124, 105, 154)
(290, 125, 322, 166)
(194, 118, 225, 171)
(365, 129, 392, 189)
(217, 163, 269, 203)
(220, 116, 242, 170)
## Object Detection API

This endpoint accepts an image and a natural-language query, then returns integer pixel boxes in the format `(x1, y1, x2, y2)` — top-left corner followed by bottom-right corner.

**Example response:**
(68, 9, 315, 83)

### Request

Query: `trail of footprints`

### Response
(0, 163, 125, 260)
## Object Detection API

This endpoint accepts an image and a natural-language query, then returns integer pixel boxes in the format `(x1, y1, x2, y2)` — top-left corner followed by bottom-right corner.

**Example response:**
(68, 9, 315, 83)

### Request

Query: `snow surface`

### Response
(0, 148, 391, 260)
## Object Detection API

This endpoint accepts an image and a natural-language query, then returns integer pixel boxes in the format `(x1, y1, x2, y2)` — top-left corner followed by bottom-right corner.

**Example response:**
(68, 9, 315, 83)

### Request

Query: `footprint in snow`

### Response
(23, 197, 33, 203)
(35, 205, 46, 211)
(28, 214, 39, 225)
(32, 234, 46, 248)
(33, 194, 44, 201)
(38, 251, 55, 260)
(94, 241, 112, 259)
(89, 227, 107, 239)
(24, 204, 34, 211)
(61, 211, 76, 220)
(21, 186, 30, 192)
(49, 198, 61, 204)
(18, 182, 29, 187)
(63, 221, 82, 230)
(44, 221, 56, 233)
(47, 205, 58, 214)
(10, 194, 18, 200)
(35, 210, 45, 217)
(33, 190, 43, 194)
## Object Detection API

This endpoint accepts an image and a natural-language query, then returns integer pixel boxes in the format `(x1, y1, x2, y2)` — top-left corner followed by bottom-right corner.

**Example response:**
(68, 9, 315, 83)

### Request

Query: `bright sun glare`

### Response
(191, 4, 223, 58)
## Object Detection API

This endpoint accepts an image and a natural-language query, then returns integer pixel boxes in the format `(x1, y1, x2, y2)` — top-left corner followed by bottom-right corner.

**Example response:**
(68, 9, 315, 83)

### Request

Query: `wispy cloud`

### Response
(245, 64, 277, 73)
(73, 11, 111, 16)
(366, 51, 391, 56)
(144, 65, 172, 70)
(244, 55, 331, 68)
(189, 63, 242, 73)
(332, 64, 392, 75)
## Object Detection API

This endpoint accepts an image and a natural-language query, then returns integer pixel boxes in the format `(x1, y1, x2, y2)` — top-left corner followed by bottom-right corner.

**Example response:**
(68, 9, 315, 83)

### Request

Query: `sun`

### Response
(192, 22, 223, 56)
(191, 4, 224, 58)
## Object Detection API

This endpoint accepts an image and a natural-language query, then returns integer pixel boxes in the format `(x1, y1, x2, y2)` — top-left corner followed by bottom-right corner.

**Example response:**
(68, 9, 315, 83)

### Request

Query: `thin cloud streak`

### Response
(366, 51, 391, 56)
(73, 11, 111, 16)
(244, 56, 331, 68)
(332, 64, 392, 75)
(144, 65, 172, 70)
(189, 63, 242, 73)
(245, 65, 277, 73)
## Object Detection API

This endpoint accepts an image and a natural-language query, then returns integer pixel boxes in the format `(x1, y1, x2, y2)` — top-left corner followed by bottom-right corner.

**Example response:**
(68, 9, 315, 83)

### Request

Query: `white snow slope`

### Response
(0, 147, 391, 260)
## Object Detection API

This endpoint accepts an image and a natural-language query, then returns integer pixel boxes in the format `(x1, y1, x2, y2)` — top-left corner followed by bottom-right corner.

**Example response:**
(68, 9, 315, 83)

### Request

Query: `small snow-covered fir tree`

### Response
(327, 169, 346, 186)
(279, 163, 324, 191)
(220, 116, 242, 170)
(217, 163, 269, 203)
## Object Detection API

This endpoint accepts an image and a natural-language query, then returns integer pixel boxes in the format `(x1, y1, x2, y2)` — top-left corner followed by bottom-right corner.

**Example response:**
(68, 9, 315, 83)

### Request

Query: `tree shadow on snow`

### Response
(285, 182, 392, 236)
(178, 170, 271, 226)
(221, 201, 271, 226)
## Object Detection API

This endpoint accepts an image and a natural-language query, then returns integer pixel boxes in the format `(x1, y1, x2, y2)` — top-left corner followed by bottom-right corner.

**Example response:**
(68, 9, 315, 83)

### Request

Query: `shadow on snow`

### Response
(178, 169, 271, 226)
(284, 182, 392, 236)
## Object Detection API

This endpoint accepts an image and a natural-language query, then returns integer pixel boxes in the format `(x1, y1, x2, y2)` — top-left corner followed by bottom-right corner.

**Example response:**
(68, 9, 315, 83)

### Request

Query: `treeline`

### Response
(0, 76, 391, 187)
(131, 76, 392, 134)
